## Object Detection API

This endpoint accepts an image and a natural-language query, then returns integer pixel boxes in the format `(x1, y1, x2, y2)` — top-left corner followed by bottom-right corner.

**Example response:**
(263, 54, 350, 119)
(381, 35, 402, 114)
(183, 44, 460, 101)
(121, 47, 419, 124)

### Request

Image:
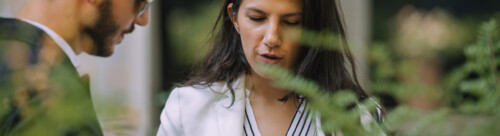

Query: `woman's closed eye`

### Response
(284, 20, 300, 26)
(248, 17, 300, 26)
(249, 16, 265, 22)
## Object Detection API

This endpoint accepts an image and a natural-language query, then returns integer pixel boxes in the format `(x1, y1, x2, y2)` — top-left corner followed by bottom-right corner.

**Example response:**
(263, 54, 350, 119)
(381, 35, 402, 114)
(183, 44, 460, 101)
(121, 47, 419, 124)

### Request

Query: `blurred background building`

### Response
(1, 0, 499, 135)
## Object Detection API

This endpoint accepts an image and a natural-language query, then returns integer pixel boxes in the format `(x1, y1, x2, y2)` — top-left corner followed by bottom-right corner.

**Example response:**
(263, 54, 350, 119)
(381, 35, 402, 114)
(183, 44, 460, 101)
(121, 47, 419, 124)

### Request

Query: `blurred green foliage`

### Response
(167, 2, 220, 66)
(256, 19, 500, 135)
(257, 64, 384, 135)
(0, 50, 99, 135)
(444, 20, 500, 115)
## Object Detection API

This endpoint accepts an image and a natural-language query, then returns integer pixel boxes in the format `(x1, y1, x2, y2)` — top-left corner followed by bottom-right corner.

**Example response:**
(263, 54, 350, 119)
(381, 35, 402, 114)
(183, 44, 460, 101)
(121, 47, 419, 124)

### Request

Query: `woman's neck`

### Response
(245, 71, 290, 103)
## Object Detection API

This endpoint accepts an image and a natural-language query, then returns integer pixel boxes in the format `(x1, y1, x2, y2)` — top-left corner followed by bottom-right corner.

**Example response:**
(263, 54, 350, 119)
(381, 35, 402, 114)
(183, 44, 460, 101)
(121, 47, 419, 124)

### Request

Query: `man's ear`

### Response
(227, 3, 240, 34)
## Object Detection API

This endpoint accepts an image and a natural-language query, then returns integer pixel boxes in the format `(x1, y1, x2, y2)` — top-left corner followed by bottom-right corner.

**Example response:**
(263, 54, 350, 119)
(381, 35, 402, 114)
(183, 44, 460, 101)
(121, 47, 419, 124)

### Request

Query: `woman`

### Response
(157, 0, 383, 135)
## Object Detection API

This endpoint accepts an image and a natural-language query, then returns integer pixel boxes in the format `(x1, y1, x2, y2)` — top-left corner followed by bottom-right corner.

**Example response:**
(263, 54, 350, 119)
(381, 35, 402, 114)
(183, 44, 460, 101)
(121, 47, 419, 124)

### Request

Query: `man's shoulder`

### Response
(0, 17, 46, 46)
(0, 17, 34, 31)
(0, 18, 74, 76)
(0, 17, 19, 28)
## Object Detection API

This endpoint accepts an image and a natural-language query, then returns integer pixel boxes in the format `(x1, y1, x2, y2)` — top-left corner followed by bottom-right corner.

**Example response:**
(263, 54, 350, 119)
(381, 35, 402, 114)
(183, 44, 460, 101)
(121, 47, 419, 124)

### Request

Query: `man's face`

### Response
(84, 0, 150, 57)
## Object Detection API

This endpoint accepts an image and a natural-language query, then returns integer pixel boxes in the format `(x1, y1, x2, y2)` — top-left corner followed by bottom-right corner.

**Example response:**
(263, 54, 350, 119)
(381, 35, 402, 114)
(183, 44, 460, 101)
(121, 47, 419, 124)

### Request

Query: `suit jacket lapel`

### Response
(215, 74, 246, 136)
(0, 18, 103, 135)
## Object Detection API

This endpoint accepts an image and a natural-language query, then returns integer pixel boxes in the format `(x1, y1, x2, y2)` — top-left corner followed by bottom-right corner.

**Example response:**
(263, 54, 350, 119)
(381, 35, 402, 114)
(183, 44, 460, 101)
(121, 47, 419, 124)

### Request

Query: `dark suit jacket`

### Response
(0, 18, 103, 136)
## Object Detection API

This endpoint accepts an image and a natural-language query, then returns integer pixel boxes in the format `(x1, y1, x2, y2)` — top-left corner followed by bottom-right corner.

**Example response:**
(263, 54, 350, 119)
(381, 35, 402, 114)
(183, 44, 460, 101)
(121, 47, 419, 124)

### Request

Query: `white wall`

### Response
(79, 25, 156, 136)
(79, 8, 158, 136)
(79, 26, 155, 135)
(0, 0, 158, 135)
(0, 0, 27, 17)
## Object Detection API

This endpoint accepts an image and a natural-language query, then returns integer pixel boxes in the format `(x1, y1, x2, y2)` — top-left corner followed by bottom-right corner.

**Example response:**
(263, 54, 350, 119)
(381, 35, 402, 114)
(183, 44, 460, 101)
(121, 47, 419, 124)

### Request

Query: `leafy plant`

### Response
(256, 19, 500, 135)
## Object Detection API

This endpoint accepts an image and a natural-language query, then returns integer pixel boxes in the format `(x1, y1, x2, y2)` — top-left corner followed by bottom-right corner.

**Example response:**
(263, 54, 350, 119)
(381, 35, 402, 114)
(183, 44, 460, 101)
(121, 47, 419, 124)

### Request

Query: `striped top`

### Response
(243, 96, 319, 136)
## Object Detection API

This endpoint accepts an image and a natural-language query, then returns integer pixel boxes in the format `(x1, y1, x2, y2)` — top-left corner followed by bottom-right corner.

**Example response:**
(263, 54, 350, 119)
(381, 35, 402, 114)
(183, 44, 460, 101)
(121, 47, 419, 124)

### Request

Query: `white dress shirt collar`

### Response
(20, 19, 81, 70)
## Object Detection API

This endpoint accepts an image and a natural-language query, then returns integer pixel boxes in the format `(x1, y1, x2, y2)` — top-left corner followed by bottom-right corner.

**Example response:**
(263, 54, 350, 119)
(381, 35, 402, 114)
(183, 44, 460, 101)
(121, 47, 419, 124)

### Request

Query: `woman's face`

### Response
(229, 0, 302, 78)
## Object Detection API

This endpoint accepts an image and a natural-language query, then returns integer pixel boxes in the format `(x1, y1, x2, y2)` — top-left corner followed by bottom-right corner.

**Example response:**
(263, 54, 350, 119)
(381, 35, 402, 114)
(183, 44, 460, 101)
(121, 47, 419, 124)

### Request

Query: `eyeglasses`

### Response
(137, 0, 153, 17)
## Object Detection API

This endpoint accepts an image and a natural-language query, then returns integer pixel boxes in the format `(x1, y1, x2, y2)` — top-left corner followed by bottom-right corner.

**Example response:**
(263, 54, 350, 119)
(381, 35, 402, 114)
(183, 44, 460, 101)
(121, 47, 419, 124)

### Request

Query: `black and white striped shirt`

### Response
(243, 96, 319, 136)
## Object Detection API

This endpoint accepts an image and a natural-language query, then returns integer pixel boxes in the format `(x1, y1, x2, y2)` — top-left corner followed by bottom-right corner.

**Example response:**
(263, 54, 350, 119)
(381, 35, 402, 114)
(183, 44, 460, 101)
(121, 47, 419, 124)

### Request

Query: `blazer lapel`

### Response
(215, 74, 246, 136)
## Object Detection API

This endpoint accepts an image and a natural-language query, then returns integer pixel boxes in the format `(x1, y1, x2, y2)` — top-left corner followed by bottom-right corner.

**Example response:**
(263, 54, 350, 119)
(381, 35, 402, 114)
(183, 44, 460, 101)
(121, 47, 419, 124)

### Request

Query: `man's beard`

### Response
(83, 0, 121, 57)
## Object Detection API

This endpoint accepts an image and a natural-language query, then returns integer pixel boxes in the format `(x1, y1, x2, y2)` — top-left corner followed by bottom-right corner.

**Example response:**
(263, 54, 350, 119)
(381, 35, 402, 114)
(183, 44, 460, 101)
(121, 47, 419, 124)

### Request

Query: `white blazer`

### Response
(156, 74, 247, 136)
(156, 74, 381, 136)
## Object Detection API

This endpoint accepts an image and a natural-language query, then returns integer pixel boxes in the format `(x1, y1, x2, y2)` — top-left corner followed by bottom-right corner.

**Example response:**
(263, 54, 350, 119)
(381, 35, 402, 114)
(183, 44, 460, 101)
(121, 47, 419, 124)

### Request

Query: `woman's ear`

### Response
(227, 3, 240, 33)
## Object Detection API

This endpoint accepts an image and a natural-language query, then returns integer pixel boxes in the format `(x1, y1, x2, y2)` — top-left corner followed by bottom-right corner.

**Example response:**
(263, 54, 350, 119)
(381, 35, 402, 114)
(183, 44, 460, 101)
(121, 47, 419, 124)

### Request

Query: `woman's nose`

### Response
(263, 21, 282, 48)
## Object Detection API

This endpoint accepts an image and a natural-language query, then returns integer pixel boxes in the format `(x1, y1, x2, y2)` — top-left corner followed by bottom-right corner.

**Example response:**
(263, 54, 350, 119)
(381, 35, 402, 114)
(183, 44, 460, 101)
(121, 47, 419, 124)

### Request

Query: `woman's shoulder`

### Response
(170, 81, 229, 99)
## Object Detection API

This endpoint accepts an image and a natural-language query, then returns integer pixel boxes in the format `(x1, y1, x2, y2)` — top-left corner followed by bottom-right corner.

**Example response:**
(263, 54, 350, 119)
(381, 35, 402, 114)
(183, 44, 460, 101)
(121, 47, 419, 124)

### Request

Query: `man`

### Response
(0, 0, 151, 135)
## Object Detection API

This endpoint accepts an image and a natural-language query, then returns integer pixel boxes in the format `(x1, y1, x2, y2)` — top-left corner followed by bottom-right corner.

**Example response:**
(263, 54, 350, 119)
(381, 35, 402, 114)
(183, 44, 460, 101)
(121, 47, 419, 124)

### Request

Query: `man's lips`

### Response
(259, 53, 283, 64)
(124, 24, 135, 34)
(114, 33, 125, 44)
(118, 33, 125, 41)
(117, 25, 134, 43)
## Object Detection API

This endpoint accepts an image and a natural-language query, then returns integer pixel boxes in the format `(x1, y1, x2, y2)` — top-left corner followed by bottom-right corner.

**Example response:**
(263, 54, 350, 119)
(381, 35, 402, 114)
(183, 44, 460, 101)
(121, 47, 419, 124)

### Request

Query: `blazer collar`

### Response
(215, 74, 247, 136)
(212, 74, 331, 136)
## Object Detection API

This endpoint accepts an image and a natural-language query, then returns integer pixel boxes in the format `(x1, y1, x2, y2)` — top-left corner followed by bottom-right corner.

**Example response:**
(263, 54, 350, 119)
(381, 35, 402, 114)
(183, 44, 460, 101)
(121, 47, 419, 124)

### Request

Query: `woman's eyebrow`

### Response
(246, 7, 302, 17)
(246, 7, 267, 15)
(281, 12, 302, 18)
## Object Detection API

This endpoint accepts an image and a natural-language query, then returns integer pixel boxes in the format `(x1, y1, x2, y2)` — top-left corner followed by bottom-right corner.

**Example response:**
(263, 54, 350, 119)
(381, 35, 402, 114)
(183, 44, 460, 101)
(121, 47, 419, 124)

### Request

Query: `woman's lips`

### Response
(259, 53, 283, 64)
